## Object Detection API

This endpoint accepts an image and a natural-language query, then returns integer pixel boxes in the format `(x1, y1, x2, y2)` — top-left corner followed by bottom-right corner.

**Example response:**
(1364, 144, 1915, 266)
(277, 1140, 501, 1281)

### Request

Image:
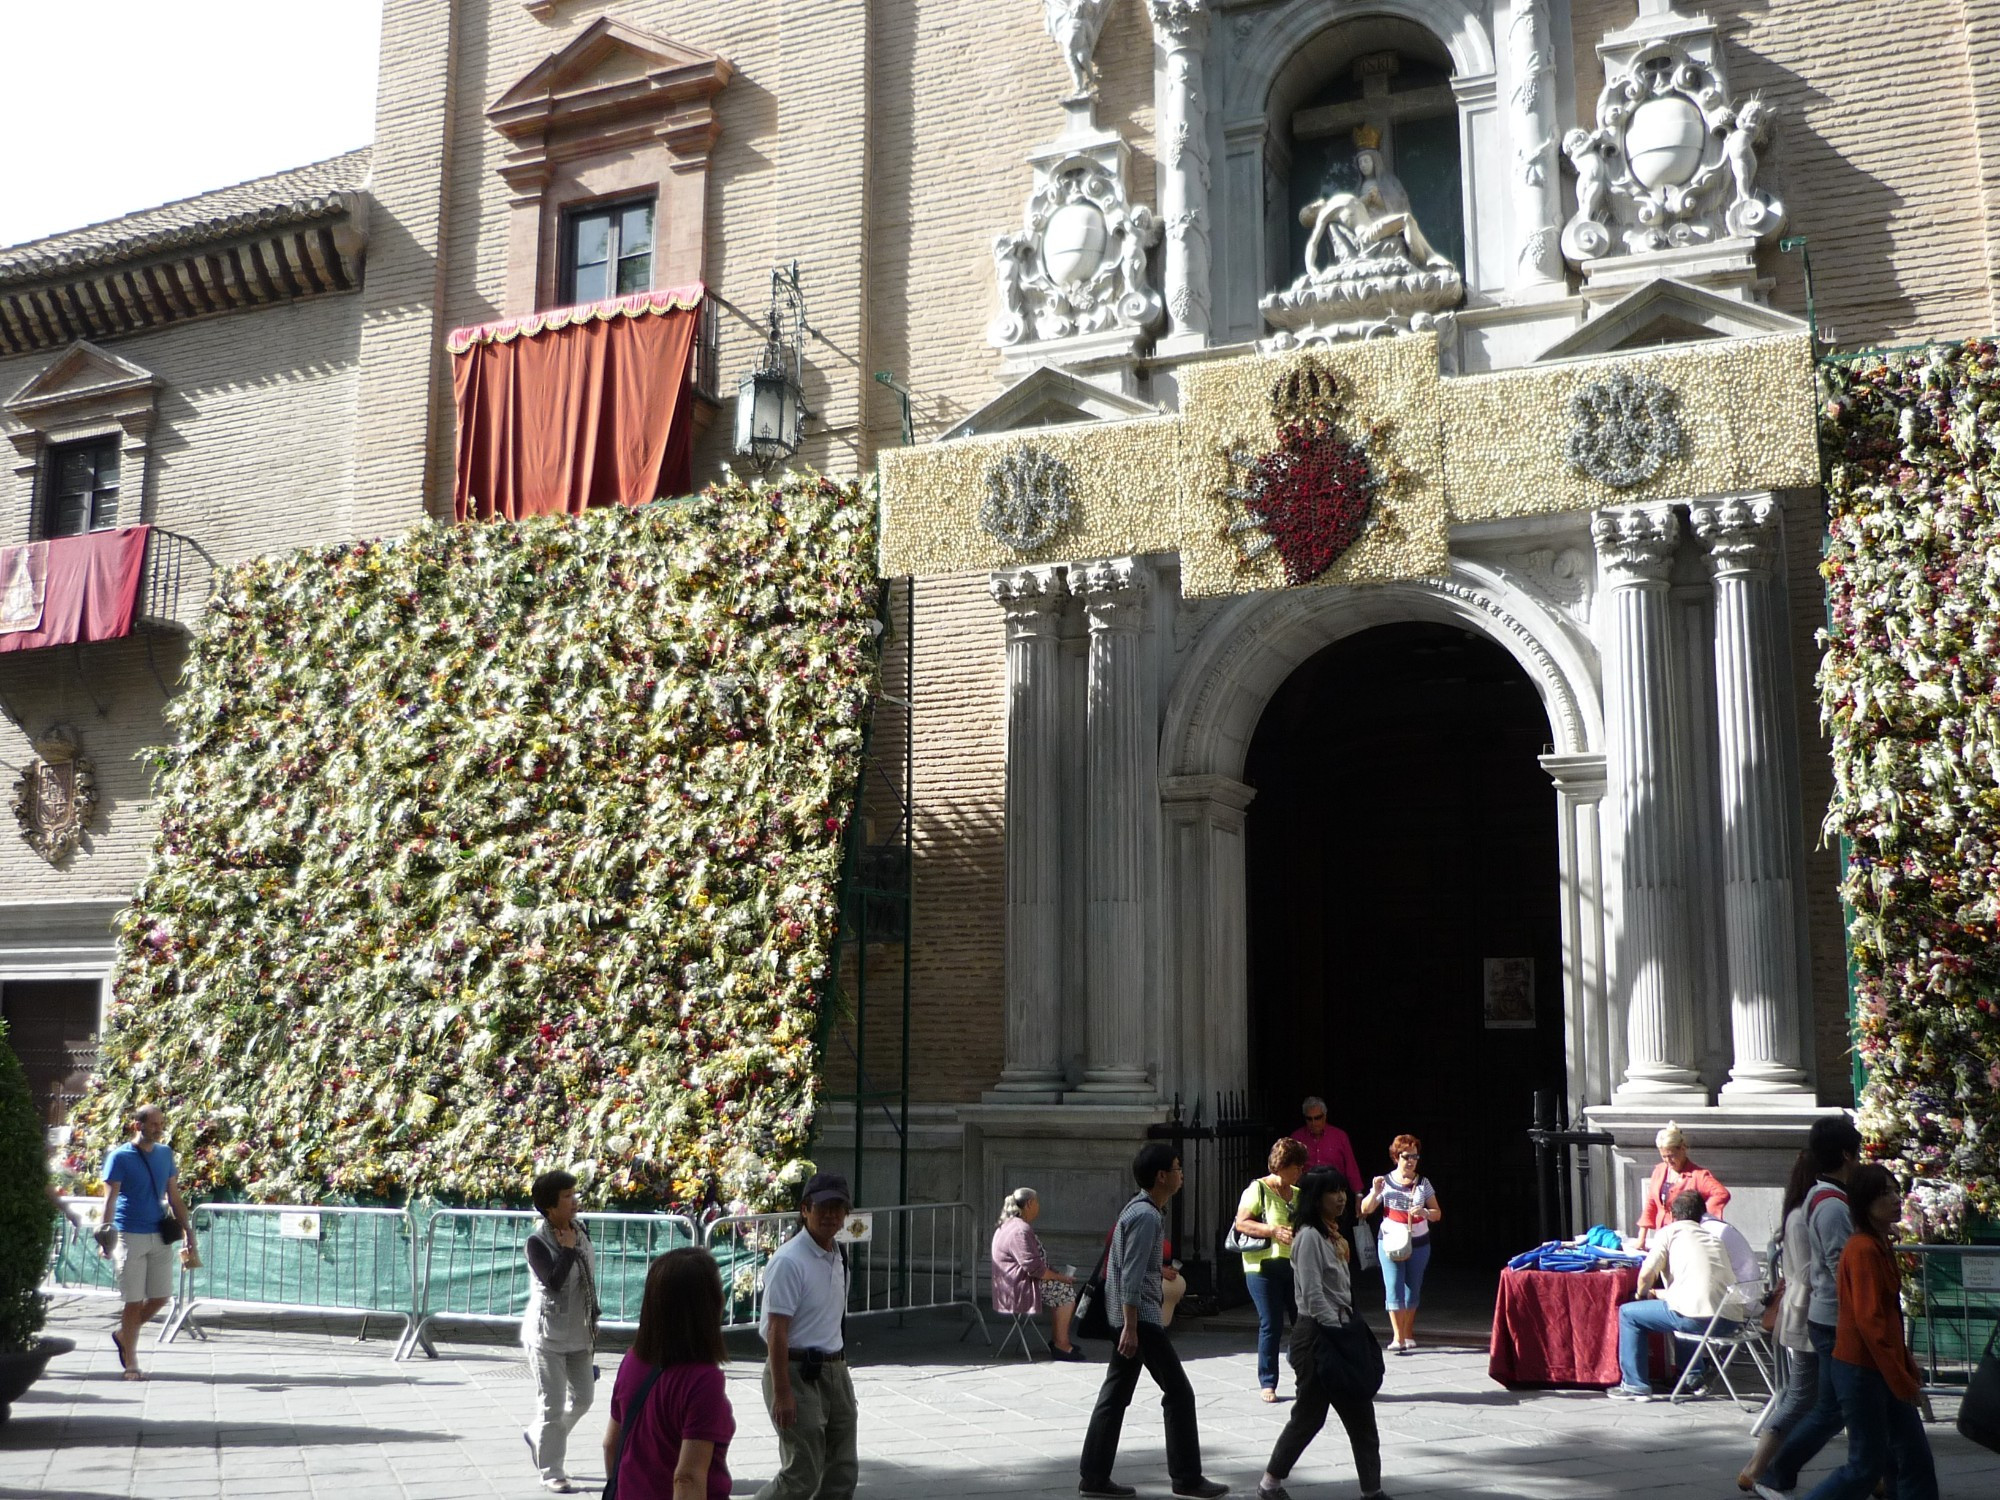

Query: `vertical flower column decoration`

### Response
(1594, 505, 1708, 1105)
(988, 566, 1069, 1101)
(1690, 493, 1812, 1100)
(1073, 556, 1155, 1098)
(1148, 0, 1212, 351)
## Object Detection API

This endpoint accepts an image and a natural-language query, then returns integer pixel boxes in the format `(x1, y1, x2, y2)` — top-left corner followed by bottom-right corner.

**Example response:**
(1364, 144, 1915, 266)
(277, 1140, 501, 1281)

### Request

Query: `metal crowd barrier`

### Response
(43, 1196, 186, 1341)
(704, 1201, 987, 1342)
(162, 1203, 431, 1359)
(411, 1208, 699, 1355)
(1897, 1241, 2000, 1392)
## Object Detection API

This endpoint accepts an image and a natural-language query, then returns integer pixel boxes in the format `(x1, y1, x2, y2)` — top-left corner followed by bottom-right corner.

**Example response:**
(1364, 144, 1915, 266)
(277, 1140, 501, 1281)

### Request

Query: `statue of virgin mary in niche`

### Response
(1300, 149, 1457, 279)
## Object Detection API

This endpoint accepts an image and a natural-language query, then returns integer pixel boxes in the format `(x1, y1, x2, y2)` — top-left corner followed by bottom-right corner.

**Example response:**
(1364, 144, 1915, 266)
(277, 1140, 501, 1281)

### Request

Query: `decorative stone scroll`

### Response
(988, 161, 1164, 349)
(12, 725, 96, 863)
(1560, 35, 1785, 265)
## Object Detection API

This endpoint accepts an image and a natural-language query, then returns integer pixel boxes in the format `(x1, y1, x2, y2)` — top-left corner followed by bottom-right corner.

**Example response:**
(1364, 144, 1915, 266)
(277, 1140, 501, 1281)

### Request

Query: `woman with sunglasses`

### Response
(1359, 1134, 1440, 1354)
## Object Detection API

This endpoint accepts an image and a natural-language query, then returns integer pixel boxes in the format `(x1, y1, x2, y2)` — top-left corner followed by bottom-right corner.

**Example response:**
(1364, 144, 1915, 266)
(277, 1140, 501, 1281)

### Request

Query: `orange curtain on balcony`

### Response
(449, 286, 703, 522)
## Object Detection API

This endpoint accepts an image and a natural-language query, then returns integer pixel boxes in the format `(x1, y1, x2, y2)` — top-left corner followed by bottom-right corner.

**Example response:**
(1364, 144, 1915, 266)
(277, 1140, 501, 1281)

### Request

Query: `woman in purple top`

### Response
(991, 1187, 1084, 1360)
(603, 1249, 736, 1500)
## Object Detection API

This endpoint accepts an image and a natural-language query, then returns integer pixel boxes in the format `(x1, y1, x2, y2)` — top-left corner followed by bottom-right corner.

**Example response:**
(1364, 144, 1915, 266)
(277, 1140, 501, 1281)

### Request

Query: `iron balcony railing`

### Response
(138, 526, 211, 630)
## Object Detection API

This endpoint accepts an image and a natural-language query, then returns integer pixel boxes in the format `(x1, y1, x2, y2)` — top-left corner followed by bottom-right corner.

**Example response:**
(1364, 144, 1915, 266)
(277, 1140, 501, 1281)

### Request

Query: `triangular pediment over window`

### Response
(943, 366, 1159, 440)
(1536, 279, 1808, 362)
(4, 341, 156, 419)
(489, 16, 731, 140)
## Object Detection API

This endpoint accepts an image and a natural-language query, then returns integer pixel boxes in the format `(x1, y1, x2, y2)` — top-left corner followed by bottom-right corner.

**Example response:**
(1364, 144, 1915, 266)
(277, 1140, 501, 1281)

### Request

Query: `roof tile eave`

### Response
(0, 147, 373, 288)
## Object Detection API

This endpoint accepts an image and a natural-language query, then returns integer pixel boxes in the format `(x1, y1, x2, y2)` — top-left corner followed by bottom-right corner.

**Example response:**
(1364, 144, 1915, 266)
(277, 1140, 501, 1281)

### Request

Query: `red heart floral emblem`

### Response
(1239, 414, 1376, 586)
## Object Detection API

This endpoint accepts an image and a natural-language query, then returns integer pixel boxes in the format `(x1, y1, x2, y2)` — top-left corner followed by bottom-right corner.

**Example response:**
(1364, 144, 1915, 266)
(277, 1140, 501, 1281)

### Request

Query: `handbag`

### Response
(1223, 1180, 1271, 1255)
(1379, 1216, 1413, 1263)
(1958, 1318, 2000, 1455)
(1310, 1313, 1385, 1400)
(1352, 1217, 1378, 1273)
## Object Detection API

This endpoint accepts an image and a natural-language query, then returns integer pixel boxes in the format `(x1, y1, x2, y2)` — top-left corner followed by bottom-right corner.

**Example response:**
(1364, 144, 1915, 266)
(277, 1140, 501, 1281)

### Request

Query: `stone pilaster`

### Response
(987, 567, 1069, 1101)
(1689, 495, 1814, 1101)
(1505, 0, 1564, 287)
(1593, 506, 1707, 1105)
(1072, 557, 1155, 1098)
(1148, 1, 1212, 352)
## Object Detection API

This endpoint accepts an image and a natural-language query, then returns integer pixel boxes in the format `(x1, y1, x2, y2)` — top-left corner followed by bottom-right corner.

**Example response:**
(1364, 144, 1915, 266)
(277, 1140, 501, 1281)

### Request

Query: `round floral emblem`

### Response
(1565, 368, 1688, 489)
(1225, 365, 1376, 586)
(979, 444, 1074, 553)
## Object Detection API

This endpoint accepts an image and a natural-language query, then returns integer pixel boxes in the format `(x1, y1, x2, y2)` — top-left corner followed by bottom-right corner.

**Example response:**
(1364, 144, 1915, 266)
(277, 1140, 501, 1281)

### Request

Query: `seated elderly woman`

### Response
(1609, 1189, 1742, 1401)
(990, 1187, 1084, 1362)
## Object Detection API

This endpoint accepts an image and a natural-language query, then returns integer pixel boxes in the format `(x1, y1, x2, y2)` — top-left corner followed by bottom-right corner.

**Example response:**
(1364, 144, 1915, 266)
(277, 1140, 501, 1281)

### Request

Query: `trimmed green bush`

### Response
(68, 474, 879, 1212)
(0, 1019, 53, 1353)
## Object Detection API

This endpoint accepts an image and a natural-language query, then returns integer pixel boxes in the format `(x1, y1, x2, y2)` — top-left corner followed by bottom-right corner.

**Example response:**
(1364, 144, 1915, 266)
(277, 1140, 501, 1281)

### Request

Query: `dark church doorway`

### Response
(1245, 621, 1567, 1312)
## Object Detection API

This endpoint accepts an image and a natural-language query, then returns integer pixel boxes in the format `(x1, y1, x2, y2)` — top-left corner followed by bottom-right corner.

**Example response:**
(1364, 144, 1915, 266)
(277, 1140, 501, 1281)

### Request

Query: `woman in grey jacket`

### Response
(522, 1170, 600, 1494)
(1257, 1169, 1389, 1500)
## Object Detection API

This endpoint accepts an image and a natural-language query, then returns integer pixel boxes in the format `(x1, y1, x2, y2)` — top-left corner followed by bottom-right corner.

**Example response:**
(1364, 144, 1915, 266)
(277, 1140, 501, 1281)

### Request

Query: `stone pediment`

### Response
(4, 341, 156, 418)
(944, 366, 1159, 440)
(1536, 278, 1807, 362)
(488, 16, 732, 165)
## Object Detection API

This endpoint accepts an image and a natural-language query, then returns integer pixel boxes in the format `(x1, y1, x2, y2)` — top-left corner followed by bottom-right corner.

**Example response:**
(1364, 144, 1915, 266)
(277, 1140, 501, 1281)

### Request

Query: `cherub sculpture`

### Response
(1043, 1, 1112, 97)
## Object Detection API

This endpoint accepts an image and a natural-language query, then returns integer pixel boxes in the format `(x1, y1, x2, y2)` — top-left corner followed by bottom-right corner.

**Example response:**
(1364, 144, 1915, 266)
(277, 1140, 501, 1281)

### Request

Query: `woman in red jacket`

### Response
(1795, 1164, 1936, 1500)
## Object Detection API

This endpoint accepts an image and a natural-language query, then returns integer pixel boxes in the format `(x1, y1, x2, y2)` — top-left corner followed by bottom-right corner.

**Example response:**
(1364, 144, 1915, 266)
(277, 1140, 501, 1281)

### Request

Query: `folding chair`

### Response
(1669, 1286, 1777, 1409)
(994, 1309, 1051, 1361)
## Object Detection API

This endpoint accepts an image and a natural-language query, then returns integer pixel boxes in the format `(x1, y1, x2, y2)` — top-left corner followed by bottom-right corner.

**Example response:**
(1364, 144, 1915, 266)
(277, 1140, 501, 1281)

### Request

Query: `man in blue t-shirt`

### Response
(98, 1103, 193, 1379)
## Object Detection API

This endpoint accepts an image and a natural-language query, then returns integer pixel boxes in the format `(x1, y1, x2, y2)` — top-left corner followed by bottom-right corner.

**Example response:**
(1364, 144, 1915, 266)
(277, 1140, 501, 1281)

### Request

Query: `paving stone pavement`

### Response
(6, 1295, 1997, 1500)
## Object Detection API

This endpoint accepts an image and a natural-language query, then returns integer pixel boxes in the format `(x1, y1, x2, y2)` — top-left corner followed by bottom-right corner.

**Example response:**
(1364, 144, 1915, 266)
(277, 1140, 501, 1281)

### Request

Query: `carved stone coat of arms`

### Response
(13, 726, 97, 863)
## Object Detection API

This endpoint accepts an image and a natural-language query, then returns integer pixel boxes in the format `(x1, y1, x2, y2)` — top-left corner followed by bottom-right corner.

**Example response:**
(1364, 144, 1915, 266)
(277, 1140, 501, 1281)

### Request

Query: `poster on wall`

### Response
(1483, 958, 1536, 1029)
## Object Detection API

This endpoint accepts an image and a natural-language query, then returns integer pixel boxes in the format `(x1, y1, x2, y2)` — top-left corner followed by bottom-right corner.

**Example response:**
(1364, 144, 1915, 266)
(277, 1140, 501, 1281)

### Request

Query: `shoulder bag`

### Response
(141, 1148, 183, 1245)
(1223, 1180, 1269, 1255)
(1072, 1234, 1117, 1341)
(1312, 1312, 1385, 1400)
(602, 1362, 666, 1500)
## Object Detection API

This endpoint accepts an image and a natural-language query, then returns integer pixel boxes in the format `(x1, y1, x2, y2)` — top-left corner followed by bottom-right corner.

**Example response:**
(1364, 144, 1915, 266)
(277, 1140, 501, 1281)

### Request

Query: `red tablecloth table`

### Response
(1488, 1264, 1641, 1388)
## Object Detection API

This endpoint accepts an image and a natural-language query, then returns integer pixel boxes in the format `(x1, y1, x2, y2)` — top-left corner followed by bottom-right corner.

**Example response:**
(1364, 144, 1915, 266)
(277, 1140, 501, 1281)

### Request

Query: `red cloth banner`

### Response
(450, 287, 702, 522)
(0, 526, 150, 654)
(1488, 1264, 1640, 1388)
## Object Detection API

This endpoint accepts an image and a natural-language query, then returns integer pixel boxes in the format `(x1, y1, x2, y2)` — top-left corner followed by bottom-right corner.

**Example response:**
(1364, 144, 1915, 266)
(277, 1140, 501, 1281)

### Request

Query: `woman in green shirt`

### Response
(1237, 1137, 1309, 1401)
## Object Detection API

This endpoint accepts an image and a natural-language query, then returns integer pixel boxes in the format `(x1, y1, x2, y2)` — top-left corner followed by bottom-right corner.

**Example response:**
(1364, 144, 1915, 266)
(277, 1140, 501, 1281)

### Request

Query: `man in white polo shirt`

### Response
(757, 1171, 855, 1500)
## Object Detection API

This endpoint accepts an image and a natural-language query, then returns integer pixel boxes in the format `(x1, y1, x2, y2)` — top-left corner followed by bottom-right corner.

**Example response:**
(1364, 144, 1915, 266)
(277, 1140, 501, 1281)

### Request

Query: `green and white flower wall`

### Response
(66, 474, 879, 1212)
(1821, 342, 2000, 1227)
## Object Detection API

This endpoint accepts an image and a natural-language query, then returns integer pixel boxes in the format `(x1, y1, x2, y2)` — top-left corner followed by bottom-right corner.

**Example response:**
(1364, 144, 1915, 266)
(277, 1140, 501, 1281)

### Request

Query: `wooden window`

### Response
(42, 434, 121, 538)
(561, 198, 655, 305)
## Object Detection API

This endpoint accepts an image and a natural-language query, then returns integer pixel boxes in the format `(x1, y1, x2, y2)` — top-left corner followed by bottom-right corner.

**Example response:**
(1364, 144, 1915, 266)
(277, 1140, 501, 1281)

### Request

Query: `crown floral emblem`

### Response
(1221, 361, 1382, 586)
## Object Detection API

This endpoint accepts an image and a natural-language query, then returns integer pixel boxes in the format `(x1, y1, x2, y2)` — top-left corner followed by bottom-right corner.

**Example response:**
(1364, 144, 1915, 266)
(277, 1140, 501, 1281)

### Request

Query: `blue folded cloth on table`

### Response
(1506, 1238, 1647, 1272)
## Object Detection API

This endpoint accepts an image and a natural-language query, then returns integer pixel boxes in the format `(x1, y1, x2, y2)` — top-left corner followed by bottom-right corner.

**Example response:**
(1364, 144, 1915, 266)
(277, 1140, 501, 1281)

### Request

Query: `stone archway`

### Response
(1155, 559, 1611, 1139)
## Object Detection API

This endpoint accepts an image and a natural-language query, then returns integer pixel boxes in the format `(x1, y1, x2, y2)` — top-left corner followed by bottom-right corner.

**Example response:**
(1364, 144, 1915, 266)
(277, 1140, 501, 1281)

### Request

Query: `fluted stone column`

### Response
(1148, 1, 1212, 351)
(1073, 557, 1154, 1097)
(988, 567, 1069, 1101)
(1689, 495, 1813, 1100)
(1505, 0, 1564, 287)
(1594, 506, 1707, 1104)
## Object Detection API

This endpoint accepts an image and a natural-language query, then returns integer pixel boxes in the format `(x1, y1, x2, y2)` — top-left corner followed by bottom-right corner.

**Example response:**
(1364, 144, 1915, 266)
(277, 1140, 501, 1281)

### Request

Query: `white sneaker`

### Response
(542, 1480, 575, 1495)
(1751, 1485, 1793, 1500)
(1606, 1384, 1654, 1402)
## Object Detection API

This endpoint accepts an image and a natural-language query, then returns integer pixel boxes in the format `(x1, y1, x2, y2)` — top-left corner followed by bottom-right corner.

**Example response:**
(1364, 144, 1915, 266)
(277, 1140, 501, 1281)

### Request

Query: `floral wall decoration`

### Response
(63, 474, 880, 1213)
(876, 332, 1818, 594)
(1820, 341, 2000, 1227)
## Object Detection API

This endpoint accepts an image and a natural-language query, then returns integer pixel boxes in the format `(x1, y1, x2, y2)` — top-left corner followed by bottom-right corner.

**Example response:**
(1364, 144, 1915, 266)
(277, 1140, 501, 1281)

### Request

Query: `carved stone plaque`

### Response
(13, 726, 97, 863)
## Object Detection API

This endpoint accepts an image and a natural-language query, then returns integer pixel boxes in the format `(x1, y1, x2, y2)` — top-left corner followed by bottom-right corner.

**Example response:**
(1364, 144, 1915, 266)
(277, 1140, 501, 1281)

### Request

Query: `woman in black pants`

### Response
(1257, 1169, 1390, 1500)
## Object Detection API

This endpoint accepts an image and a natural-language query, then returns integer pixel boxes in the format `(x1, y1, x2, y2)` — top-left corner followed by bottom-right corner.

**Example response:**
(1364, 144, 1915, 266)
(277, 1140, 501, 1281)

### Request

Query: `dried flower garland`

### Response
(1820, 340, 2000, 1229)
(63, 473, 881, 1213)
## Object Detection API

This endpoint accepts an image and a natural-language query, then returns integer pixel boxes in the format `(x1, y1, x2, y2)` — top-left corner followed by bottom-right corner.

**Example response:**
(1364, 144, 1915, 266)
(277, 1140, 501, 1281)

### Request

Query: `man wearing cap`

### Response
(757, 1171, 857, 1500)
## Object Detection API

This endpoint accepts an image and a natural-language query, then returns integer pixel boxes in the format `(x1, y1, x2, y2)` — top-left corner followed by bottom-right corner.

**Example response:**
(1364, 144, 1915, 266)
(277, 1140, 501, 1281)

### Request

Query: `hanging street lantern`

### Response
(733, 261, 809, 471)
